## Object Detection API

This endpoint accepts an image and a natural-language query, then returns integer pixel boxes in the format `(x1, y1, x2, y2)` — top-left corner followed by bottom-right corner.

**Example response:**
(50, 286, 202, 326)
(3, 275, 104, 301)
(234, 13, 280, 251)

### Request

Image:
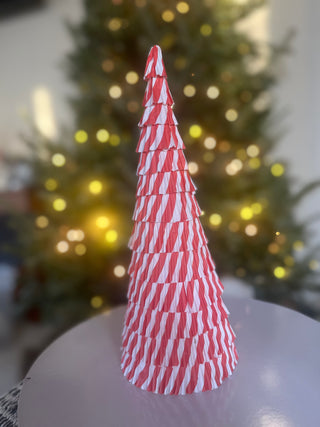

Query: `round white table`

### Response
(18, 297, 320, 427)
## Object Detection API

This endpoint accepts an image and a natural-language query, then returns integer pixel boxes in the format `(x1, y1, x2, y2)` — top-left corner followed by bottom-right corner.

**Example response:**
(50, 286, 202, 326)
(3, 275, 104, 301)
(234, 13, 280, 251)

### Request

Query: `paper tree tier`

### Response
(121, 45, 238, 395)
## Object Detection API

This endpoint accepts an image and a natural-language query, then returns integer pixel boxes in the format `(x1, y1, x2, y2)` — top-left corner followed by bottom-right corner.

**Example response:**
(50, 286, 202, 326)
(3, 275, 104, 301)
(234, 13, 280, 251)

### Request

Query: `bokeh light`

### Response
(245, 224, 258, 236)
(105, 229, 118, 243)
(273, 266, 286, 279)
(225, 109, 238, 122)
(96, 129, 110, 143)
(75, 243, 87, 256)
(162, 10, 175, 22)
(51, 153, 66, 167)
(74, 130, 88, 143)
(91, 296, 103, 308)
(109, 85, 122, 99)
(56, 241, 69, 253)
(114, 265, 126, 277)
(125, 71, 139, 84)
(200, 24, 212, 36)
(189, 124, 202, 138)
(206, 86, 220, 99)
(240, 207, 253, 220)
(209, 213, 222, 227)
(53, 198, 66, 212)
(247, 144, 260, 157)
(35, 215, 49, 228)
(204, 136, 216, 149)
(45, 178, 58, 191)
(271, 163, 285, 177)
(89, 180, 103, 195)
(188, 162, 199, 175)
(96, 216, 110, 229)
(183, 85, 196, 97)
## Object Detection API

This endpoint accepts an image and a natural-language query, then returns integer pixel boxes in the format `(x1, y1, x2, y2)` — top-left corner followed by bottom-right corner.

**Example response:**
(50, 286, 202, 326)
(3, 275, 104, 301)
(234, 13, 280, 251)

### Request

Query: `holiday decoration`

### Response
(121, 46, 238, 395)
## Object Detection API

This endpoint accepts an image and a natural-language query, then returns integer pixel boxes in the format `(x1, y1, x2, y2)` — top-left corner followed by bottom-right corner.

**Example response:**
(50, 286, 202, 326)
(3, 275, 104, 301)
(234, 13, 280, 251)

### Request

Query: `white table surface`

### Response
(18, 297, 320, 427)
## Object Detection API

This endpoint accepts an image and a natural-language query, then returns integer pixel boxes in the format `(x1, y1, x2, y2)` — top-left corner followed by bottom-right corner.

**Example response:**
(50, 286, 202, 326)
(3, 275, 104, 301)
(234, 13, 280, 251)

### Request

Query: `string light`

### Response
(284, 256, 295, 267)
(183, 85, 196, 97)
(225, 109, 238, 122)
(91, 296, 103, 309)
(53, 198, 66, 212)
(189, 124, 202, 138)
(293, 240, 304, 251)
(271, 163, 285, 177)
(206, 86, 220, 99)
(89, 180, 103, 195)
(102, 59, 114, 72)
(200, 24, 212, 36)
(105, 229, 118, 243)
(204, 136, 216, 149)
(273, 266, 286, 279)
(247, 144, 260, 157)
(35, 215, 49, 228)
(248, 158, 261, 169)
(226, 159, 243, 175)
(240, 207, 253, 220)
(176, 2, 189, 13)
(188, 162, 199, 175)
(56, 241, 69, 253)
(245, 224, 258, 236)
(75, 243, 87, 256)
(109, 85, 122, 99)
(51, 153, 66, 167)
(209, 213, 222, 227)
(236, 149, 247, 160)
(114, 265, 126, 277)
(74, 130, 88, 144)
(45, 178, 58, 191)
(96, 129, 110, 143)
(162, 10, 175, 22)
(218, 140, 231, 152)
(96, 216, 110, 229)
(125, 71, 139, 84)
(67, 229, 85, 242)
(109, 134, 120, 146)
(108, 18, 122, 31)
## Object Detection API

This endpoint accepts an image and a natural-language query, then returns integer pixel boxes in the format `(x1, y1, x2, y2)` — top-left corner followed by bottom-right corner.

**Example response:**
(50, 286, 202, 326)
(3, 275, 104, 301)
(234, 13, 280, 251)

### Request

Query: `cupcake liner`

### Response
(136, 170, 196, 196)
(129, 218, 207, 253)
(137, 149, 187, 175)
(136, 125, 185, 153)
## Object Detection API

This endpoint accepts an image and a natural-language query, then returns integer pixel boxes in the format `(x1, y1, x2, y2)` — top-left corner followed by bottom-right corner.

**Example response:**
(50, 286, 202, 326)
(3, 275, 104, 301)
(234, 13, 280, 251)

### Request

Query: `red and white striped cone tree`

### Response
(121, 45, 238, 395)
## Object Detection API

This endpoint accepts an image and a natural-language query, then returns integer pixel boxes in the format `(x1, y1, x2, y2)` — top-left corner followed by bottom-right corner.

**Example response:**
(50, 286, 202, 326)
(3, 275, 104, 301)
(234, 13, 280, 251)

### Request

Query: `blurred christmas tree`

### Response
(12, 0, 320, 327)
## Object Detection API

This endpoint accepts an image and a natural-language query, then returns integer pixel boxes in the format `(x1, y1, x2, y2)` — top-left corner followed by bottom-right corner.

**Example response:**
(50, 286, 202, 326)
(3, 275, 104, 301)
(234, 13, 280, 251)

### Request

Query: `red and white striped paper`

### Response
(121, 45, 238, 394)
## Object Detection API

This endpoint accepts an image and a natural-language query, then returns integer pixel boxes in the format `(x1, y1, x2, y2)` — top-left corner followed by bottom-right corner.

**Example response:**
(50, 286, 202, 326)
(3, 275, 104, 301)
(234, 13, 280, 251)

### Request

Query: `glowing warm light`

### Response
(89, 180, 103, 195)
(293, 240, 304, 251)
(226, 159, 243, 175)
(125, 71, 139, 84)
(32, 86, 57, 139)
(188, 162, 199, 175)
(108, 18, 122, 31)
(251, 202, 262, 214)
(248, 158, 261, 169)
(53, 198, 66, 212)
(67, 229, 85, 242)
(110, 134, 120, 146)
(35, 215, 49, 228)
(96, 129, 110, 143)
(96, 216, 110, 229)
(204, 136, 216, 150)
(309, 260, 319, 271)
(240, 207, 253, 220)
(219, 140, 231, 152)
(225, 109, 238, 122)
(183, 85, 196, 97)
(75, 243, 87, 256)
(51, 153, 66, 167)
(162, 10, 175, 22)
(102, 59, 114, 72)
(109, 85, 122, 99)
(236, 149, 247, 160)
(284, 256, 295, 267)
(127, 101, 139, 112)
(271, 163, 285, 177)
(209, 213, 222, 227)
(203, 152, 215, 163)
(229, 221, 239, 232)
(206, 86, 220, 99)
(176, 2, 189, 13)
(189, 124, 202, 138)
(45, 179, 58, 191)
(56, 240, 69, 253)
(105, 229, 118, 243)
(74, 130, 88, 143)
(268, 243, 279, 254)
(114, 265, 126, 277)
(275, 231, 280, 236)
(91, 296, 103, 309)
(247, 144, 260, 157)
(200, 24, 212, 36)
(273, 266, 286, 279)
(245, 224, 258, 236)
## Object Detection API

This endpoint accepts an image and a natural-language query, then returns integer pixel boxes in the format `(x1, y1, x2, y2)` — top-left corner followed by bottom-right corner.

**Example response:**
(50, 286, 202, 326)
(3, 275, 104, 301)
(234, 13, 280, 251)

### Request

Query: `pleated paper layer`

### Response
(136, 125, 185, 153)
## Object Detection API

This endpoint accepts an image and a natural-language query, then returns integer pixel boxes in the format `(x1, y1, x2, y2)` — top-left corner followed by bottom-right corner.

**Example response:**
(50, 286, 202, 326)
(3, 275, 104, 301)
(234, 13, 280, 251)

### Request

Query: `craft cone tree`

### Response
(121, 46, 238, 395)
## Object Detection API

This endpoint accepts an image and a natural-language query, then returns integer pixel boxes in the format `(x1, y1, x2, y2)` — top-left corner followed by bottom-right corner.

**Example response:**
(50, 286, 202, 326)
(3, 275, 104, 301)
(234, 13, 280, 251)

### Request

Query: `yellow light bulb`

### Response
(271, 163, 285, 177)
(273, 266, 286, 279)
(114, 265, 126, 278)
(109, 85, 122, 99)
(105, 229, 118, 243)
(53, 198, 66, 212)
(240, 207, 253, 220)
(309, 260, 319, 271)
(91, 296, 103, 309)
(35, 215, 49, 228)
(89, 180, 103, 195)
(74, 130, 88, 144)
(51, 153, 66, 167)
(125, 71, 139, 85)
(183, 85, 196, 97)
(209, 213, 222, 227)
(189, 124, 202, 138)
(96, 216, 110, 229)
(96, 129, 110, 143)
(188, 162, 199, 175)
(45, 178, 58, 191)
